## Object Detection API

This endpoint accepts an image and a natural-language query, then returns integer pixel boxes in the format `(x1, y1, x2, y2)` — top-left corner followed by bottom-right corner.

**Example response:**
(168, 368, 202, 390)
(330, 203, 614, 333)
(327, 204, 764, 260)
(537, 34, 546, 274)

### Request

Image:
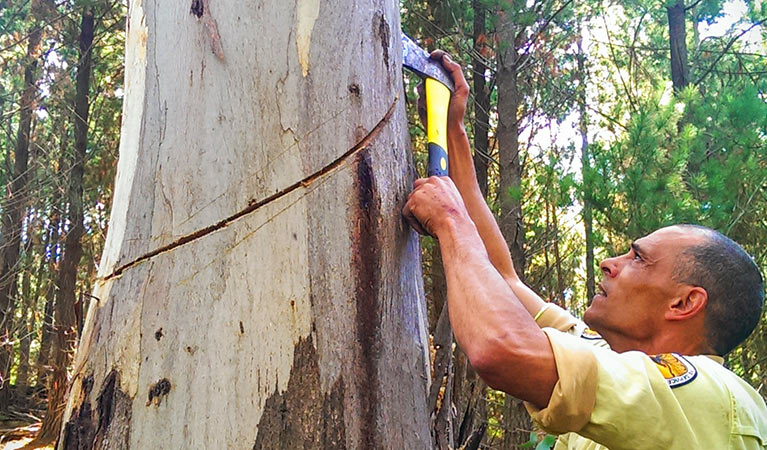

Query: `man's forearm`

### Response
(437, 215, 557, 409)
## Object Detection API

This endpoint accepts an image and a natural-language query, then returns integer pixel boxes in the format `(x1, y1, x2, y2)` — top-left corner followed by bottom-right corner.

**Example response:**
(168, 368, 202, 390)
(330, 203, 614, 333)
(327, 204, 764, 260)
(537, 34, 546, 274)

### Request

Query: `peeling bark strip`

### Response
(101, 98, 398, 282)
(62, 371, 131, 450)
(351, 153, 382, 448)
(253, 336, 346, 449)
(296, 0, 320, 76)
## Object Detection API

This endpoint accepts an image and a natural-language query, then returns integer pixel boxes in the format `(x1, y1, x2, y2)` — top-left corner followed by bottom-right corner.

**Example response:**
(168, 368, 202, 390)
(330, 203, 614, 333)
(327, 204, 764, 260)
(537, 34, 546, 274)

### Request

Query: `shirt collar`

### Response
(704, 354, 725, 365)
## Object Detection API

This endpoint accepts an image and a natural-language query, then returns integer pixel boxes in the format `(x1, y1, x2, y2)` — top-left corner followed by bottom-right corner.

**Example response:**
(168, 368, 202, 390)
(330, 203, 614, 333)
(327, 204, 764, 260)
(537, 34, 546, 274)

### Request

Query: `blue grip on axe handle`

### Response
(427, 143, 449, 177)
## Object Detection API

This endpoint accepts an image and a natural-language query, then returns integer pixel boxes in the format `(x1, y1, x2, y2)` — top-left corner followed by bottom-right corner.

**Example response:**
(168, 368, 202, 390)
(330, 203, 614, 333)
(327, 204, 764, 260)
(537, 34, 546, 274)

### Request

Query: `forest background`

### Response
(0, 0, 765, 448)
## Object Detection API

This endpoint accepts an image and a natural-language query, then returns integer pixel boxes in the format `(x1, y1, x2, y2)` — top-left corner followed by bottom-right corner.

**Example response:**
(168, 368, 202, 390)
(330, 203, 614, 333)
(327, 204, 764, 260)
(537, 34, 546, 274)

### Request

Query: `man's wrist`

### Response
(435, 213, 480, 245)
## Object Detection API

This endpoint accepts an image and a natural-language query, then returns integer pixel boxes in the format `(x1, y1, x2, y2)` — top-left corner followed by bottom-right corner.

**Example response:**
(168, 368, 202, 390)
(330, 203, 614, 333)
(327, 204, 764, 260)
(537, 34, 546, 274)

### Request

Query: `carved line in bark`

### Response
(101, 96, 398, 282)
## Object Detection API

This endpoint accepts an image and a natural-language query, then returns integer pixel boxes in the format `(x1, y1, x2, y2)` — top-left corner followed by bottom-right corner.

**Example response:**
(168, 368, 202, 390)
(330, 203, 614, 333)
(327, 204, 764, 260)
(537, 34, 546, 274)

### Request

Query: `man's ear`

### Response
(666, 287, 708, 321)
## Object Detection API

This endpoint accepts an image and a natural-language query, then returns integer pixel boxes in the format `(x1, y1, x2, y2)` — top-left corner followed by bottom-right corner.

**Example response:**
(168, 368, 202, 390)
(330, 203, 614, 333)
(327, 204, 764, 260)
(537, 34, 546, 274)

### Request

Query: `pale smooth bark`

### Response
(59, 1, 431, 448)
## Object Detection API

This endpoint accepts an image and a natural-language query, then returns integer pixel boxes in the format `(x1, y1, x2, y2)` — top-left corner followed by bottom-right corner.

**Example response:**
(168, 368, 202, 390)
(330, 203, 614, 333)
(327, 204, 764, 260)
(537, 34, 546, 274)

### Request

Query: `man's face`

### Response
(583, 226, 705, 347)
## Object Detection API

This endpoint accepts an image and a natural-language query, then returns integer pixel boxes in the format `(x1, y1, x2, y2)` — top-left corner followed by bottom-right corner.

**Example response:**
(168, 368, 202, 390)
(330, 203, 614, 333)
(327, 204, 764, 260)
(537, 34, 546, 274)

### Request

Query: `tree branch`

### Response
(602, 14, 638, 114)
(685, 0, 705, 11)
(694, 18, 767, 86)
(517, 0, 575, 69)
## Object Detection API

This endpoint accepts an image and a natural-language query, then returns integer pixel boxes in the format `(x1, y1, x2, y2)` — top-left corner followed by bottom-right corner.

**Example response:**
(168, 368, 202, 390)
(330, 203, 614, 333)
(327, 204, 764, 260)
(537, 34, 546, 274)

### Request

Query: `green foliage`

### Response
(592, 79, 767, 239)
(521, 431, 557, 450)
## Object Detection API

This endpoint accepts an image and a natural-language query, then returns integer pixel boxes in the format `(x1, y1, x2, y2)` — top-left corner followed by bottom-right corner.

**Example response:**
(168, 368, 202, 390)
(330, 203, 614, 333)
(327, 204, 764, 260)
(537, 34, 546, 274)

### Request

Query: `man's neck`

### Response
(600, 330, 704, 356)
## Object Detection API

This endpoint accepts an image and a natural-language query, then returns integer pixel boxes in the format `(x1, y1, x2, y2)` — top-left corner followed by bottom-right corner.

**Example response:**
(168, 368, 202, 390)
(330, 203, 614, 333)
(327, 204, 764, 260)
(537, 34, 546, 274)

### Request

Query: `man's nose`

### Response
(600, 256, 619, 277)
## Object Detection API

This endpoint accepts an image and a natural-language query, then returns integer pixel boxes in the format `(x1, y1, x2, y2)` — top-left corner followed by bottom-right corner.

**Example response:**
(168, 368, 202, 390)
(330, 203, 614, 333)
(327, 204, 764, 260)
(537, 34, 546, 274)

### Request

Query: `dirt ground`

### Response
(0, 421, 48, 449)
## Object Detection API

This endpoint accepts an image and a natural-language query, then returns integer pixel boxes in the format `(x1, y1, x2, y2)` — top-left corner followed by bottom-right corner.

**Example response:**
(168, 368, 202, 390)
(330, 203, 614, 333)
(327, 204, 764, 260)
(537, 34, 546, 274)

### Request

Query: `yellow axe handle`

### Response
(425, 78, 451, 177)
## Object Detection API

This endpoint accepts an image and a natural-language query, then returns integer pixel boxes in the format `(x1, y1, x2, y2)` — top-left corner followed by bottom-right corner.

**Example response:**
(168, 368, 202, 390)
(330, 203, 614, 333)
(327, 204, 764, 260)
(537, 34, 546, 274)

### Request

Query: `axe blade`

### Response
(401, 34, 455, 92)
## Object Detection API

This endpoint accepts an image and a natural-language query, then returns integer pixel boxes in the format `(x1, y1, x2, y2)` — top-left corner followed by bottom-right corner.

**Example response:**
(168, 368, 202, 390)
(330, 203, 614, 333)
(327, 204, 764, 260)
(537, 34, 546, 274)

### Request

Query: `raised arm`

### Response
(429, 51, 547, 318)
(403, 176, 557, 408)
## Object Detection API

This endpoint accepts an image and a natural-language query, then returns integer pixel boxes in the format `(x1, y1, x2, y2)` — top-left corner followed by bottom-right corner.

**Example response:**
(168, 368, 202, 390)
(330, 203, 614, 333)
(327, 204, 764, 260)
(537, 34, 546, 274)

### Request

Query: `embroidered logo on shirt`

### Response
(580, 328, 603, 340)
(650, 353, 697, 388)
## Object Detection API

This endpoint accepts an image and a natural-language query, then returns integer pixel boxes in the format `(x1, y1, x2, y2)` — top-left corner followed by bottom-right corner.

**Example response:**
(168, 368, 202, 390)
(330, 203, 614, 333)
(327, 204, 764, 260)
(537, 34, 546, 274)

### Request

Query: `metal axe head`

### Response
(401, 34, 455, 92)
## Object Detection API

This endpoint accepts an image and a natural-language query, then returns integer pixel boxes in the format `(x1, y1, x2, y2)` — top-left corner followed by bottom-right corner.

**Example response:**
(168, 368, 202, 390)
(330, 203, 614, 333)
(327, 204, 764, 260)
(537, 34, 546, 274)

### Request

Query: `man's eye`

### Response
(633, 251, 642, 261)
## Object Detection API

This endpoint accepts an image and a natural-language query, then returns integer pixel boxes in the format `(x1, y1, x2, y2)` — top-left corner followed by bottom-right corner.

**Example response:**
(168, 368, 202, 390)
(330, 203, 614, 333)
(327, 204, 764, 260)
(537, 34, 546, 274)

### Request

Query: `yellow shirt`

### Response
(526, 303, 767, 450)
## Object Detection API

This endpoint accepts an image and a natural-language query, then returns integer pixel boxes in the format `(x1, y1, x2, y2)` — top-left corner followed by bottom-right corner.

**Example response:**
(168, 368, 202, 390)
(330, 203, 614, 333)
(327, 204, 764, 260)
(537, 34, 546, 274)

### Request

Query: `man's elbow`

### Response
(463, 332, 520, 388)
(464, 332, 558, 408)
(465, 336, 511, 389)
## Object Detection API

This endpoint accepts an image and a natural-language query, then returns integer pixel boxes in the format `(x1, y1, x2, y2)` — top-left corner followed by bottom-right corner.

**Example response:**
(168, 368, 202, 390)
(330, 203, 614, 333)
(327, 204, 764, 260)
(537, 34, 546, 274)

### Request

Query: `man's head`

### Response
(583, 225, 764, 356)
(672, 225, 764, 355)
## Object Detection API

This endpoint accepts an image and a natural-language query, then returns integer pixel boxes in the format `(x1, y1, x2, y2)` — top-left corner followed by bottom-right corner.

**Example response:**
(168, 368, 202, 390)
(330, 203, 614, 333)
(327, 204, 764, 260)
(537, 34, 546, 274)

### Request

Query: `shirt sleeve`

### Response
(525, 327, 599, 433)
(534, 303, 611, 349)
(534, 303, 579, 332)
(526, 329, 700, 449)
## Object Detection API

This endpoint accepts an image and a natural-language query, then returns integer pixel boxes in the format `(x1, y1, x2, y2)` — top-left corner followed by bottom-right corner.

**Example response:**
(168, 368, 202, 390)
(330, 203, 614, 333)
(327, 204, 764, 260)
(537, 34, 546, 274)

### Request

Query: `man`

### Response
(403, 51, 767, 449)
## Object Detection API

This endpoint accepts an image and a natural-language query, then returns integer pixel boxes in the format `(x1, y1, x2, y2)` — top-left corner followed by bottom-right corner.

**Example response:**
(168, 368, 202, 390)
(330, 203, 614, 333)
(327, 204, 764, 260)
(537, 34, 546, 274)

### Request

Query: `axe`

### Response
(402, 34, 455, 177)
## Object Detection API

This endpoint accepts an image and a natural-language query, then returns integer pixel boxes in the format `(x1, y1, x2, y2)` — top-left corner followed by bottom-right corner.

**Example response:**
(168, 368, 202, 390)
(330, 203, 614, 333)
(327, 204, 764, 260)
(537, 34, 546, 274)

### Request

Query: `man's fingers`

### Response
(406, 216, 430, 236)
(413, 178, 429, 188)
(402, 200, 431, 236)
(428, 50, 469, 129)
(403, 177, 466, 238)
(430, 50, 469, 93)
(430, 49, 447, 59)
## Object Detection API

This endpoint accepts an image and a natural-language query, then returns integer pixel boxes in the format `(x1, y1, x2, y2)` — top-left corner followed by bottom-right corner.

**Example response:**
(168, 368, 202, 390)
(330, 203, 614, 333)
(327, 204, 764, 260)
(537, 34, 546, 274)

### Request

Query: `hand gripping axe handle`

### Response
(402, 34, 455, 177)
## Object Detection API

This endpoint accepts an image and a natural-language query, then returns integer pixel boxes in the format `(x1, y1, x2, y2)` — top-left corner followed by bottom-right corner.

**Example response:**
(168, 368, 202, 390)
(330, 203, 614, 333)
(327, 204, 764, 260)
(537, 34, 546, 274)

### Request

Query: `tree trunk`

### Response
(26, 221, 50, 389)
(668, 1, 689, 92)
(502, 394, 531, 449)
(552, 199, 564, 308)
(0, 0, 43, 410)
(690, 4, 700, 55)
(430, 303, 454, 449)
(427, 243, 455, 448)
(497, 12, 525, 280)
(577, 35, 595, 306)
(35, 140, 67, 388)
(452, 348, 486, 449)
(16, 240, 34, 391)
(496, 10, 531, 449)
(427, 242, 447, 333)
(58, 2, 431, 448)
(35, 218, 60, 388)
(472, 0, 490, 198)
(32, 9, 95, 446)
(544, 196, 553, 298)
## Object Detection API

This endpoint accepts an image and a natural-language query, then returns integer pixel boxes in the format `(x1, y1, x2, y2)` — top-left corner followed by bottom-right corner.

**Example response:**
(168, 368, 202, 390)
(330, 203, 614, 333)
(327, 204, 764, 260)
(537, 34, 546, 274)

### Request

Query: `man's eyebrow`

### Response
(631, 241, 643, 257)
